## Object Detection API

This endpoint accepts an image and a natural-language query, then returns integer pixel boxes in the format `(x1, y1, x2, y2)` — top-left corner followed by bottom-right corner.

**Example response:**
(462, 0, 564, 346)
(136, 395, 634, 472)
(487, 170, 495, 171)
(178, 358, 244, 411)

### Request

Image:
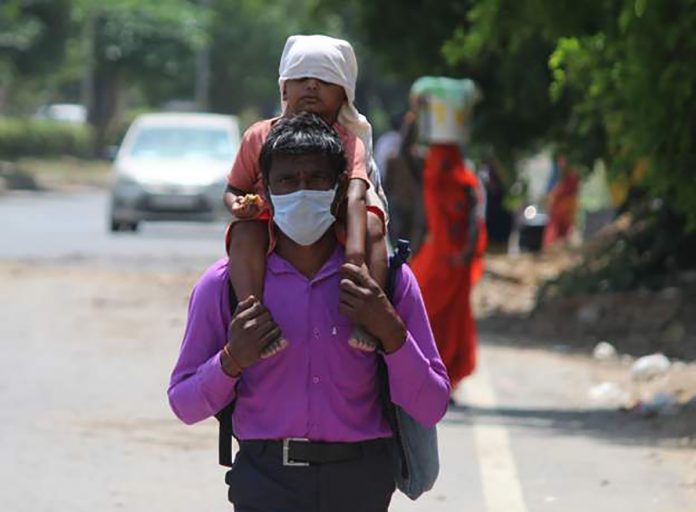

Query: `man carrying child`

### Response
(168, 112, 449, 512)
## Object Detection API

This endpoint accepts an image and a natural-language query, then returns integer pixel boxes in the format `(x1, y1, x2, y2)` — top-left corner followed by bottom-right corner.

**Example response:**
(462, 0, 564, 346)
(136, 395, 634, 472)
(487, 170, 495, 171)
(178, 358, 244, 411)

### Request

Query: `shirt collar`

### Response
(267, 244, 344, 283)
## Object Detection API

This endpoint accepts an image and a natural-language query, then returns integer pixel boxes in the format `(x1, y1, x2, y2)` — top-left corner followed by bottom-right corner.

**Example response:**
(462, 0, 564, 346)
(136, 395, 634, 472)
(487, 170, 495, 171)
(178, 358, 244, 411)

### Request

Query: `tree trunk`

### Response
(88, 63, 121, 158)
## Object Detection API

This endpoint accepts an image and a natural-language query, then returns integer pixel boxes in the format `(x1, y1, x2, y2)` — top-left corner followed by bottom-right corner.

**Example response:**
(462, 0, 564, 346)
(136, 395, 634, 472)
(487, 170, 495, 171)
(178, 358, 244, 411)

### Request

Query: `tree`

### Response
(314, 0, 568, 164)
(0, 0, 73, 113)
(207, 0, 311, 118)
(542, 0, 696, 229)
(73, 0, 206, 154)
(320, 0, 696, 229)
(206, 0, 409, 132)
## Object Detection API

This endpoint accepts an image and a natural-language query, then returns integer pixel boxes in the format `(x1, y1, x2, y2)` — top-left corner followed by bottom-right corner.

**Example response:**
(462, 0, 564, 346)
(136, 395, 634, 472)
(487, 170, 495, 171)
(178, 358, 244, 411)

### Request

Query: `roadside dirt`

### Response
(473, 247, 696, 432)
(0, 158, 111, 194)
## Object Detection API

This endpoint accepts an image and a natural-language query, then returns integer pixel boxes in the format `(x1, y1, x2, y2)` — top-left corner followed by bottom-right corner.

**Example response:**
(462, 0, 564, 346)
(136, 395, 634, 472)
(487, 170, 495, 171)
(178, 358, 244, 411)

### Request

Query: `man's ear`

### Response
(281, 83, 287, 101)
(262, 177, 274, 213)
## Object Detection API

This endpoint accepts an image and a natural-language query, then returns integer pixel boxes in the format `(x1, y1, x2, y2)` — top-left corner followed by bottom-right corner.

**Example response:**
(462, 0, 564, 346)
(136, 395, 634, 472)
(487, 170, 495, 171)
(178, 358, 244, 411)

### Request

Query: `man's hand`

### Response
(224, 296, 285, 375)
(339, 263, 407, 353)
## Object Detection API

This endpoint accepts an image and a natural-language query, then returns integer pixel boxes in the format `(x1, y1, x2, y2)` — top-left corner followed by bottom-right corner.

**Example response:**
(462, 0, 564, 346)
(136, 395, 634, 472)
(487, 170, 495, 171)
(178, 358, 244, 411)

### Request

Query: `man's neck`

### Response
(274, 228, 338, 279)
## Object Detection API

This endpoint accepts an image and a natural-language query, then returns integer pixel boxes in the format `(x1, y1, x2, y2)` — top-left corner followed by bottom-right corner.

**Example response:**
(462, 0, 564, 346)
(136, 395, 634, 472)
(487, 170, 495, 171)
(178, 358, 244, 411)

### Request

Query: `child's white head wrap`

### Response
(278, 34, 373, 154)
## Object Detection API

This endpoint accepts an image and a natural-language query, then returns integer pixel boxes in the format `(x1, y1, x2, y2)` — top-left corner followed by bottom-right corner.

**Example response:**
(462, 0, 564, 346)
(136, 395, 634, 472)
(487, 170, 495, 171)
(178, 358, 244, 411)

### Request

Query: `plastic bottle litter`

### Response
(588, 382, 630, 407)
(635, 392, 679, 417)
(629, 353, 671, 382)
(593, 341, 617, 361)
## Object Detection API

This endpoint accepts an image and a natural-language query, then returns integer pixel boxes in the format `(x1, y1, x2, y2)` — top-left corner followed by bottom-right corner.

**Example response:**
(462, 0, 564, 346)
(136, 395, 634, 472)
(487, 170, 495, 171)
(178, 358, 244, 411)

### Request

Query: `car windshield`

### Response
(128, 126, 235, 160)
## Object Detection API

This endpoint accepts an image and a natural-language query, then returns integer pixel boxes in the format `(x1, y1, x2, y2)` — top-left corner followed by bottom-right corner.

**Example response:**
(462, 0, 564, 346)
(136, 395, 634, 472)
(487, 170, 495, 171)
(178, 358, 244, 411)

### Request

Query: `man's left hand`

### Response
(339, 263, 407, 353)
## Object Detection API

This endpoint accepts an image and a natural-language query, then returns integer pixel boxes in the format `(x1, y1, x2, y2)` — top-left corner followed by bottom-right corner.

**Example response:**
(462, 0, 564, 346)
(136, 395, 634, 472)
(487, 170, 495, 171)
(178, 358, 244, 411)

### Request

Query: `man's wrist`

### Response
(220, 345, 243, 378)
(378, 315, 407, 353)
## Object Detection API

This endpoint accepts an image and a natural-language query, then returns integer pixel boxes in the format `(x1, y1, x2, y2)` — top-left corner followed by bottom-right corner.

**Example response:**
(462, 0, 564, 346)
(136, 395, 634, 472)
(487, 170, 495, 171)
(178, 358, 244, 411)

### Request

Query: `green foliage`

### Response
(315, 0, 571, 166)
(207, 0, 312, 116)
(334, 0, 696, 229)
(320, 0, 470, 78)
(82, 0, 207, 101)
(0, 0, 72, 77)
(542, 0, 696, 229)
(0, 0, 73, 113)
(0, 118, 90, 160)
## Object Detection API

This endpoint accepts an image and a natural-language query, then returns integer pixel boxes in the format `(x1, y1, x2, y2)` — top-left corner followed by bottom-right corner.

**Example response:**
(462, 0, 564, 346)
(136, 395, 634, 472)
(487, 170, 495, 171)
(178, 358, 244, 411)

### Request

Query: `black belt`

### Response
(239, 437, 388, 467)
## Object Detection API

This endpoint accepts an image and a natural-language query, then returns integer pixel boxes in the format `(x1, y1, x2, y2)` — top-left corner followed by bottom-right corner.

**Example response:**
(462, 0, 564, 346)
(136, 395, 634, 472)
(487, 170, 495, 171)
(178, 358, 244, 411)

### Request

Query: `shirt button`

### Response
(312, 376, 320, 384)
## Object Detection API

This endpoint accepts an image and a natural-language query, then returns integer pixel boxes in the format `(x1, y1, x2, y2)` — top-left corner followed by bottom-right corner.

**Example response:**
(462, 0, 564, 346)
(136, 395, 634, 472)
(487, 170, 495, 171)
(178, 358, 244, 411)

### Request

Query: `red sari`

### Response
(411, 145, 487, 387)
(543, 169, 579, 248)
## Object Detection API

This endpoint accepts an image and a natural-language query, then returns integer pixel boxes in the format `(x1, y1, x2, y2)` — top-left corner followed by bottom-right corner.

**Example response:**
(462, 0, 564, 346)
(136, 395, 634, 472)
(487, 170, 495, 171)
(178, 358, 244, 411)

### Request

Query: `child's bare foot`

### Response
(348, 326, 379, 352)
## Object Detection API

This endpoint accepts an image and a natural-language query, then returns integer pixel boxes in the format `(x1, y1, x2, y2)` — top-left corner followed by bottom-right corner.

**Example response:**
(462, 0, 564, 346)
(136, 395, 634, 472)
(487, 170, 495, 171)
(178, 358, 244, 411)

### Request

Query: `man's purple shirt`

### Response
(168, 246, 450, 442)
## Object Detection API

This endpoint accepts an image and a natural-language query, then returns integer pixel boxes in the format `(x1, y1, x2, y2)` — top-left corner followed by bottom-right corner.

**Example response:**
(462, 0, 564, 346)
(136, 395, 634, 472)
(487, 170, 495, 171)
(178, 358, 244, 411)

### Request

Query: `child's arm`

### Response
(346, 178, 388, 289)
(227, 220, 269, 301)
(227, 221, 287, 358)
(345, 183, 389, 352)
(345, 178, 368, 268)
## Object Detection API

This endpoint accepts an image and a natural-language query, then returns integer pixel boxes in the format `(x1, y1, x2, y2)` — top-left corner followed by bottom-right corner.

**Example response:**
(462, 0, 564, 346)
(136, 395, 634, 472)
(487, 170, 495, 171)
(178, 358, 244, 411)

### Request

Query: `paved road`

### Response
(0, 189, 228, 271)
(1, 190, 694, 512)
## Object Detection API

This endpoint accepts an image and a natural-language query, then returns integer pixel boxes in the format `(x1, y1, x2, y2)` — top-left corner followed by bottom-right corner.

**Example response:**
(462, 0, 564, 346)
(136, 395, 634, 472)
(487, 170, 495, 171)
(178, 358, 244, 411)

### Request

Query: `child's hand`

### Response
(232, 194, 264, 219)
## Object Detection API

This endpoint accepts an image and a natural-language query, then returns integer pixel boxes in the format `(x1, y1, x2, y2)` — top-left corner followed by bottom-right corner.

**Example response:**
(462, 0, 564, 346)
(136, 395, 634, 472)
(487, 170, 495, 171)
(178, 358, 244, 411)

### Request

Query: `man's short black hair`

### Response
(259, 112, 347, 183)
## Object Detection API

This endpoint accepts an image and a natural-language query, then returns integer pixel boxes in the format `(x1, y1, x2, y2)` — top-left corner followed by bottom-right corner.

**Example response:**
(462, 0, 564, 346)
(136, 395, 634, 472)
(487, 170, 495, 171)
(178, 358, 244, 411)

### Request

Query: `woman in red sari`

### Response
(543, 156, 579, 248)
(411, 144, 487, 389)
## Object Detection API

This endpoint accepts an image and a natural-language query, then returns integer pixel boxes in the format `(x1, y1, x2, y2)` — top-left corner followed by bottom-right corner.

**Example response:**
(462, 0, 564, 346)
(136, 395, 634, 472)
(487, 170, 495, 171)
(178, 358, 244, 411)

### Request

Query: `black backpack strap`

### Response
(386, 239, 411, 301)
(215, 279, 238, 467)
(215, 401, 236, 467)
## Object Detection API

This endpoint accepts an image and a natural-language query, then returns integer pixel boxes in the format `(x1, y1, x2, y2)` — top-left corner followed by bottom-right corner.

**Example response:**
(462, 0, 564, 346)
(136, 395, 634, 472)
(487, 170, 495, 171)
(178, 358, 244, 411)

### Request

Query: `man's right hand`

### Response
(225, 296, 284, 371)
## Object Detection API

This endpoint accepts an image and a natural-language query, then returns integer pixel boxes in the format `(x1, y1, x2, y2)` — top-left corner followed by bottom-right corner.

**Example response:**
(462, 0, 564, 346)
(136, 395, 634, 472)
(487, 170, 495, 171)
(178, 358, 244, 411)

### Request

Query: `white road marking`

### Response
(461, 359, 529, 512)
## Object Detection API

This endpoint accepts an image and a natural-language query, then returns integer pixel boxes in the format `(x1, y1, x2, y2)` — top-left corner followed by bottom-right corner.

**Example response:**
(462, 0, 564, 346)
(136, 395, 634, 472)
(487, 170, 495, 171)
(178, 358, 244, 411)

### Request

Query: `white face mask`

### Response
(270, 187, 337, 246)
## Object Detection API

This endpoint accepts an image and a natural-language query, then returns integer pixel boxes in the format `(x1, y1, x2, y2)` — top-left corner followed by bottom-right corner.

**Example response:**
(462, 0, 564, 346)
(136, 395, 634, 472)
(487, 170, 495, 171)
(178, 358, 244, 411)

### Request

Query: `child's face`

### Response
(283, 78, 346, 123)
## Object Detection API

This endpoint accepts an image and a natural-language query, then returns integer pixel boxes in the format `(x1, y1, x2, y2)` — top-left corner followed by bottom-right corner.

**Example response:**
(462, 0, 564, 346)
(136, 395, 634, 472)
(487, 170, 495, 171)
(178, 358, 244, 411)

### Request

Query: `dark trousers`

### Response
(225, 439, 396, 512)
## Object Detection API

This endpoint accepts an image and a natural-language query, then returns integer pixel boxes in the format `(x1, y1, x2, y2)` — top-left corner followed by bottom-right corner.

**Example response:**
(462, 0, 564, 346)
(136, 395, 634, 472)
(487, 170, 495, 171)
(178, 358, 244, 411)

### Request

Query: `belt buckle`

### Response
(283, 438, 310, 467)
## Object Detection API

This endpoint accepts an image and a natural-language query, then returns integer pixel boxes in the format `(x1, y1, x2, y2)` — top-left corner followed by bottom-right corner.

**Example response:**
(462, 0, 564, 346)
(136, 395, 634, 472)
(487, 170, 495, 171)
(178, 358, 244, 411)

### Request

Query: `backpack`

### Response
(215, 239, 439, 500)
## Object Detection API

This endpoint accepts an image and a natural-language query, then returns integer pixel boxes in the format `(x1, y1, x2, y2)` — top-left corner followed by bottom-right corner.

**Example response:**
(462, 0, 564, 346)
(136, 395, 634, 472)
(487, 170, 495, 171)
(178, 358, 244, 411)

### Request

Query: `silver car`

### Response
(109, 113, 240, 232)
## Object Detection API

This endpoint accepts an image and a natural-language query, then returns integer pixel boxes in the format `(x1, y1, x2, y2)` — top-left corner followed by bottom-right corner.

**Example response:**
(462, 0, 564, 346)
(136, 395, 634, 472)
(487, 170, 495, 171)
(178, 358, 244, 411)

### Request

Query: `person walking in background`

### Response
(373, 113, 403, 183)
(411, 144, 487, 394)
(384, 108, 427, 252)
(407, 77, 486, 393)
(478, 153, 513, 249)
(543, 154, 579, 248)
